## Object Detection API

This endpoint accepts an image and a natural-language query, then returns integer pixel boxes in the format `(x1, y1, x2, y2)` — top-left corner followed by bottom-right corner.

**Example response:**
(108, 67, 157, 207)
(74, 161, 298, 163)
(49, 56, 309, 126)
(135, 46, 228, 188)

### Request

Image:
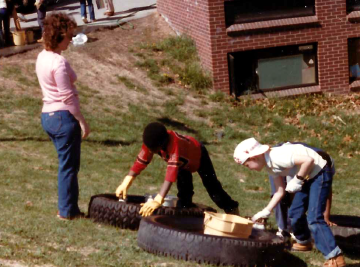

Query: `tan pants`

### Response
(104, 0, 114, 12)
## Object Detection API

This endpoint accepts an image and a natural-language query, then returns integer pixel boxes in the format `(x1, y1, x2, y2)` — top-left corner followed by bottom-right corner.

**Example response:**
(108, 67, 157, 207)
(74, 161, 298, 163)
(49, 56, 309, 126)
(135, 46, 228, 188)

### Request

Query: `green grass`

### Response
(0, 32, 360, 267)
(135, 36, 212, 92)
(117, 75, 148, 93)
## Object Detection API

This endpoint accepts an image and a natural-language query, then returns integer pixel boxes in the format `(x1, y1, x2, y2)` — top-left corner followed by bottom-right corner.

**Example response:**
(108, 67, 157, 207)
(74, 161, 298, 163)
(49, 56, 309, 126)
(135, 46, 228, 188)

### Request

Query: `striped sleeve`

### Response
(164, 144, 180, 182)
(130, 144, 154, 174)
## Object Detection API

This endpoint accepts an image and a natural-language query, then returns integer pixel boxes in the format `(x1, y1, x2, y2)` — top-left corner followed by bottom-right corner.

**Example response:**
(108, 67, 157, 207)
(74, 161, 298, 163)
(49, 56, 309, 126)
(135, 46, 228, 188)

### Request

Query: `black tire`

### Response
(330, 215, 360, 254)
(88, 194, 217, 230)
(137, 215, 285, 267)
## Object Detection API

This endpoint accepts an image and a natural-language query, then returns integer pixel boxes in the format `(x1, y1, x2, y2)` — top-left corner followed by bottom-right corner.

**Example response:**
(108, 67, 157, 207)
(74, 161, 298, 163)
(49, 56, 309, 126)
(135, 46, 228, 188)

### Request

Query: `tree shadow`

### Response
(93, 13, 135, 23)
(156, 117, 198, 135)
(86, 37, 98, 43)
(47, 0, 80, 12)
(0, 137, 134, 147)
(84, 139, 134, 147)
(271, 251, 307, 267)
(343, 248, 360, 260)
(114, 4, 156, 15)
(0, 137, 49, 142)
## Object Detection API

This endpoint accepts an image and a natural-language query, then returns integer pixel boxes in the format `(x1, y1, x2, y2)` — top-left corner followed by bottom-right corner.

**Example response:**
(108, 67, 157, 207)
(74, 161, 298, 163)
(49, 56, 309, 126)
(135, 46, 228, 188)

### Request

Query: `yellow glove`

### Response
(139, 194, 164, 217)
(115, 175, 135, 199)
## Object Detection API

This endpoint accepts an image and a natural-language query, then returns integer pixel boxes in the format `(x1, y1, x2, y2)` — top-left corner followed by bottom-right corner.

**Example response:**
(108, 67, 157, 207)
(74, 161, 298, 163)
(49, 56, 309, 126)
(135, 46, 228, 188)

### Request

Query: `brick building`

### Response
(157, 0, 360, 98)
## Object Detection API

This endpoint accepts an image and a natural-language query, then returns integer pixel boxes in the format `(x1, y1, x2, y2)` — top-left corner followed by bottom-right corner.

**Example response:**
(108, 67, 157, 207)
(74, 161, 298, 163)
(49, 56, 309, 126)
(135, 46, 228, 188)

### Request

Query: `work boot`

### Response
(291, 241, 313, 251)
(323, 254, 346, 267)
(104, 11, 114, 16)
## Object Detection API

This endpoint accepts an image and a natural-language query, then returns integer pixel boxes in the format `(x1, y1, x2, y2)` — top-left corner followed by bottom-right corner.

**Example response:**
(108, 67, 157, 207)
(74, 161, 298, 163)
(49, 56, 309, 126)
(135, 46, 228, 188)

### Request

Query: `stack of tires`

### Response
(87, 194, 216, 230)
(88, 194, 286, 266)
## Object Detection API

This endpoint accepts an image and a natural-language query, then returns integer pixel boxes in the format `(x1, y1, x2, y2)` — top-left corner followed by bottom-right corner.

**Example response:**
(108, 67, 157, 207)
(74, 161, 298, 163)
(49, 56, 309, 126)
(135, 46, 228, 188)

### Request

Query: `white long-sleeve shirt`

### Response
(0, 0, 7, 9)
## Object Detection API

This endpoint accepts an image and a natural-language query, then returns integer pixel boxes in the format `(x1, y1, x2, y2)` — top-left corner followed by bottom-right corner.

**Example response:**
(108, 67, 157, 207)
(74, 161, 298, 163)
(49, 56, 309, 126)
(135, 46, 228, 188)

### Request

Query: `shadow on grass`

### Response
(0, 137, 49, 142)
(0, 137, 133, 147)
(273, 251, 307, 267)
(343, 249, 360, 260)
(93, 13, 135, 23)
(85, 139, 134, 147)
(157, 117, 197, 134)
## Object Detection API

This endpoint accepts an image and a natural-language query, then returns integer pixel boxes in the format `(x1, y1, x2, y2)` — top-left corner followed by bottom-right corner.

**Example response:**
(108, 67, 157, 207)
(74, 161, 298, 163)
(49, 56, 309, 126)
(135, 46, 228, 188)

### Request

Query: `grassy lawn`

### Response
(1, 17, 360, 267)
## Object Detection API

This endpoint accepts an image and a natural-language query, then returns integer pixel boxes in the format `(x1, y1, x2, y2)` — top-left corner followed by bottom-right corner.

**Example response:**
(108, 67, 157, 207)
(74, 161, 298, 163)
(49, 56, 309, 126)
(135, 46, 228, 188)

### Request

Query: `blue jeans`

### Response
(270, 161, 336, 232)
(41, 110, 82, 218)
(288, 167, 341, 259)
(0, 8, 10, 46)
(176, 145, 239, 213)
(37, 5, 46, 34)
(80, 0, 95, 20)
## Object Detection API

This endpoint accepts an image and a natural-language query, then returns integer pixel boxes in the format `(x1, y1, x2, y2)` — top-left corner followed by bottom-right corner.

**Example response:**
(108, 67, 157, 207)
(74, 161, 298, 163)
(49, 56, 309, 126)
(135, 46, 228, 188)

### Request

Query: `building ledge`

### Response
(241, 85, 321, 99)
(347, 11, 360, 22)
(226, 16, 319, 34)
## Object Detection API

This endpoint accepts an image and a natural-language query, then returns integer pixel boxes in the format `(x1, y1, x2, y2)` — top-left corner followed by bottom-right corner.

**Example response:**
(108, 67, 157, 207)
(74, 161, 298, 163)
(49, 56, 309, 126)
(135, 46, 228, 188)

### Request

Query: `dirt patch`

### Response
(0, 259, 55, 267)
(0, 13, 214, 123)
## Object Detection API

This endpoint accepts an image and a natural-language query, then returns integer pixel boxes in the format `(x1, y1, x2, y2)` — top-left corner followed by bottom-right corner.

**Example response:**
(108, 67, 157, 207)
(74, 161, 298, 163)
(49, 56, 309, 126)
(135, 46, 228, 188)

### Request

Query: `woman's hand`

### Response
(80, 119, 90, 139)
(73, 112, 90, 139)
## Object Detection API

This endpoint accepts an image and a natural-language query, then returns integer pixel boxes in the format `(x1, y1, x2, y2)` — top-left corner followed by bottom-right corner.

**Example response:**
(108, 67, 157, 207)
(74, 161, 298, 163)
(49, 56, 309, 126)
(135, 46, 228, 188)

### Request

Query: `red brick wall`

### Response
(158, 0, 360, 95)
(157, 0, 213, 71)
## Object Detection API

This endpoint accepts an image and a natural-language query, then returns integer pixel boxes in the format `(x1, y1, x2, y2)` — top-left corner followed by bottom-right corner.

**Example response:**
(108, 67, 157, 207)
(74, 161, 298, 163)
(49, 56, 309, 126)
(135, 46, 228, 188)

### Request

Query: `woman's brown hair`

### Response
(43, 13, 77, 51)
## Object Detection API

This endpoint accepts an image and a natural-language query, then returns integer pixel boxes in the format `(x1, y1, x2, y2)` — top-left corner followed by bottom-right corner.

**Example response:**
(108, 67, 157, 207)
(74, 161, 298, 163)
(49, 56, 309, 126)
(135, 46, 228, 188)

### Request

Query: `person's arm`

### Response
(139, 181, 173, 217)
(72, 112, 90, 139)
(252, 176, 285, 222)
(293, 154, 314, 179)
(265, 176, 286, 212)
(158, 180, 172, 198)
(285, 154, 314, 193)
(53, 59, 90, 138)
(324, 188, 336, 226)
(116, 146, 153, 198)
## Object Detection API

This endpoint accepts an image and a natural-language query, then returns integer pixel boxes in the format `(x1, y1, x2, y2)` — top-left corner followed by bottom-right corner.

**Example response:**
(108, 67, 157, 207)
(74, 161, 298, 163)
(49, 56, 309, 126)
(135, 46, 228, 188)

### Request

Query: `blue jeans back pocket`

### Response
(44, 113, 62, 133)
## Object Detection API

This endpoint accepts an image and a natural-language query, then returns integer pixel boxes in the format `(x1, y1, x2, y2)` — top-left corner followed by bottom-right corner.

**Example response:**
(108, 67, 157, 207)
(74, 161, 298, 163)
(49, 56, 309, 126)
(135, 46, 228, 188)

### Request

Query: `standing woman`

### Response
(36, 13, 90, 220)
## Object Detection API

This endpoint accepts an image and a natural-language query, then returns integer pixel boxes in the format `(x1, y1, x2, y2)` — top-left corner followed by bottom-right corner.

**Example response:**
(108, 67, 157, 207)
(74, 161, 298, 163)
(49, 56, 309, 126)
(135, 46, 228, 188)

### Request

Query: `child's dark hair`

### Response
(143, 122, 169, 150)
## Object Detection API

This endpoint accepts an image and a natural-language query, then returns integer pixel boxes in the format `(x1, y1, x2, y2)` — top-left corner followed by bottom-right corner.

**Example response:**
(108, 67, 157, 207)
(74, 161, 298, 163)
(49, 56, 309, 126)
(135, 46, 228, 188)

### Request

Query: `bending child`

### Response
(269, 142, 336, 240)
(115, 122, 239, 217)
(234, 138, 345, 267)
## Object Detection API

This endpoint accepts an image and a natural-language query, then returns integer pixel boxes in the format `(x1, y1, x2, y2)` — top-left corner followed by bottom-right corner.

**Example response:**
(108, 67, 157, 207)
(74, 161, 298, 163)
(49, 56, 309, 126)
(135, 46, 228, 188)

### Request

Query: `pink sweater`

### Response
(36, 49, 80, 115)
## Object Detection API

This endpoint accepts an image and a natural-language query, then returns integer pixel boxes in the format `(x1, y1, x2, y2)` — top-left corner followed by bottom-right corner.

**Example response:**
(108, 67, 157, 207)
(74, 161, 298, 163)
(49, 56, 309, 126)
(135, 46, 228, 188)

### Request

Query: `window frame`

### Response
(228, 43, 319, 96)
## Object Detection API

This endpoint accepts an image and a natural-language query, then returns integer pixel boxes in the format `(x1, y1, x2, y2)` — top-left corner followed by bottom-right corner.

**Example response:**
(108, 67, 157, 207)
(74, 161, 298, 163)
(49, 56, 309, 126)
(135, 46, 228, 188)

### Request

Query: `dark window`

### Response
(228, 44, 318, 96)
(348, 38, 360, 82)
(347, 0, 360, 13)
(224, 0, 315, 26)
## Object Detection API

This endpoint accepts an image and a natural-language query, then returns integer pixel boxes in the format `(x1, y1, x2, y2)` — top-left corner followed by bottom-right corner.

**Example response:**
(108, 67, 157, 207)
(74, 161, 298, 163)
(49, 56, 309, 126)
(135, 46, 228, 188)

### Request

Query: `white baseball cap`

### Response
(234, 138, 269, 165)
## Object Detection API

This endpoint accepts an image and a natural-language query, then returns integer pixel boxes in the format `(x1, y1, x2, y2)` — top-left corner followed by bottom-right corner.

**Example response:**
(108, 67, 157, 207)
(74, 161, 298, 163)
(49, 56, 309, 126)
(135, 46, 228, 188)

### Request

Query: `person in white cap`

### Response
(233, 138, 345, 267)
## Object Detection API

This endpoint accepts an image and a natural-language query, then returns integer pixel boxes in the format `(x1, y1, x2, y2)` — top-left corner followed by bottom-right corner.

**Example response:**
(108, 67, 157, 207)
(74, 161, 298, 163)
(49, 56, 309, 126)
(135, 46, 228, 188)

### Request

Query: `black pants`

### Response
(176, 145, 239, 213)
